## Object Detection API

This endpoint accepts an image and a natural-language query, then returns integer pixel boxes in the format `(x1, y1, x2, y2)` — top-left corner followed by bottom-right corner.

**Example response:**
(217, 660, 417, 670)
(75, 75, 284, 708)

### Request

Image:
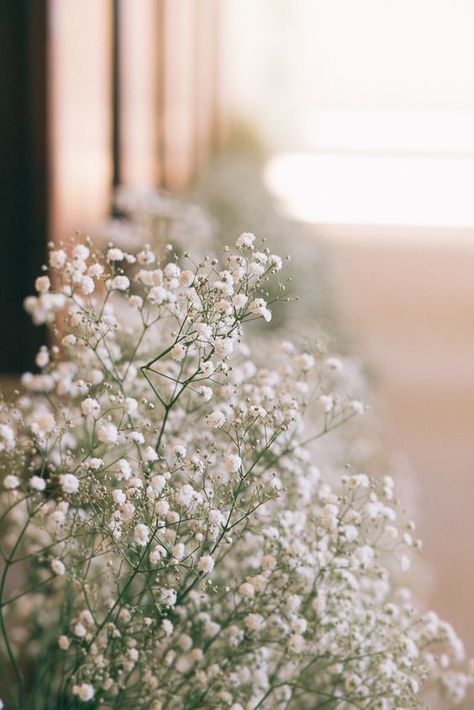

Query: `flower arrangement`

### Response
(0, 232, 472, 708)
(95, 157, 336, 341)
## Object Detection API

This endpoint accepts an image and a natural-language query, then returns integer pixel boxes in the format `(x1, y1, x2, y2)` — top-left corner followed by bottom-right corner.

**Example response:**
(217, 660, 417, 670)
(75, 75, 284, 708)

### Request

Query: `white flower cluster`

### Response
(0, 234, 472, 709)
(191, 155, 335, 338)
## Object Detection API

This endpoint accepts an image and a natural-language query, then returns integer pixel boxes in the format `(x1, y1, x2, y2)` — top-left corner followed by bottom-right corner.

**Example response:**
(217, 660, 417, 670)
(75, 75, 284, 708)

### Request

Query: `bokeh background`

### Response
(1, 0, 473, 652)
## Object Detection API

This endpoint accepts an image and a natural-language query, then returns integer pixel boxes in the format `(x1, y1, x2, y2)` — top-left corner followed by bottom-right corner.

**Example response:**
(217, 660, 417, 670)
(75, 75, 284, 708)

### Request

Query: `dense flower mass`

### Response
(0, 234, 473, 709)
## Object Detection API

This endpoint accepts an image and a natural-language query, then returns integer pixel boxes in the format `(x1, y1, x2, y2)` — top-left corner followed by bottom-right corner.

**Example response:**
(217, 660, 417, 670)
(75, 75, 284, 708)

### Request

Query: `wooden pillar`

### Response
(119, 0, 164, 188)
(194, 0, 221, 168)
(48, 0, 113, 241)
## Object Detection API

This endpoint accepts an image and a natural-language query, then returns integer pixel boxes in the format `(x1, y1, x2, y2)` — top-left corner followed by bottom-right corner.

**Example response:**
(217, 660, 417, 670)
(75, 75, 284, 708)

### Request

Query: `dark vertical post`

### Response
(0, 0, 49, 374)
(111, 0, 122, 204)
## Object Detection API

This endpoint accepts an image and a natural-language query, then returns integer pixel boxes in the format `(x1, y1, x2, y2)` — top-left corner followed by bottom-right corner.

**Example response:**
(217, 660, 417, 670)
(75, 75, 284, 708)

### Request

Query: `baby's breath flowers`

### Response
(0, 234, 472, 709)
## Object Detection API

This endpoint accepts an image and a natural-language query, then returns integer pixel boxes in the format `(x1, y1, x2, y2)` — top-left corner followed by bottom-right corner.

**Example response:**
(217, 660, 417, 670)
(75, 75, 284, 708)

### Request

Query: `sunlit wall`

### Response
(221, 0, 474, 653)
(222, 0, 474, 226)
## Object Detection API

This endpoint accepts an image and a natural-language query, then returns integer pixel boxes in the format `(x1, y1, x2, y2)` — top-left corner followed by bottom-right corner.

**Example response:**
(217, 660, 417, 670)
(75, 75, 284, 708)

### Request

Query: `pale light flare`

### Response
(265, 149, 474, 229)
(300, 110, 474, 156)
(222, 0, 474, 232)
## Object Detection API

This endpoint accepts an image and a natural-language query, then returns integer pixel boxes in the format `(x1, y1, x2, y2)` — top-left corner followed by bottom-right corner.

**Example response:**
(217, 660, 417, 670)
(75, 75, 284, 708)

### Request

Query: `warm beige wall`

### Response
(48, 0, 222, 242)
(323, 224, 474, 653)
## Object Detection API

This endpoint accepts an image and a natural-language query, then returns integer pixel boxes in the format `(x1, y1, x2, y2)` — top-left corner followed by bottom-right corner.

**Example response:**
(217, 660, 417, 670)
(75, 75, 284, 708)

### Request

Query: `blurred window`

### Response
(221, 0, 474, 226)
